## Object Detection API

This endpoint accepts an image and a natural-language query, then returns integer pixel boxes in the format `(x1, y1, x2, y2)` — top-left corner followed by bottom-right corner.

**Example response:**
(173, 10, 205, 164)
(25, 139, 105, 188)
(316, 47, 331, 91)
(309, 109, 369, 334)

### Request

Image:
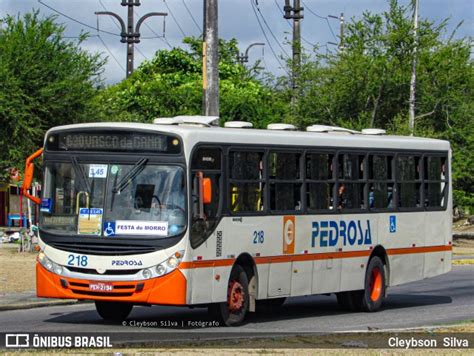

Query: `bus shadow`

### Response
(247, 293, 452, 324)
(44, 293, 452, 329)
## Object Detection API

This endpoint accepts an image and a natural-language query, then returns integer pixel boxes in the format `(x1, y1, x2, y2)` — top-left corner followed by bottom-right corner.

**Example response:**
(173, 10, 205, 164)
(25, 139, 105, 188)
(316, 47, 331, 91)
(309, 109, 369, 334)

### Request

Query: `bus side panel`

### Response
(290, 261, 313, 296)
(340, 257, 367, 292)
(256, 263, 270, 300)
(312, 259, 341, 294)
(387, 213, 425, 286)
(424, 211, 452, 278)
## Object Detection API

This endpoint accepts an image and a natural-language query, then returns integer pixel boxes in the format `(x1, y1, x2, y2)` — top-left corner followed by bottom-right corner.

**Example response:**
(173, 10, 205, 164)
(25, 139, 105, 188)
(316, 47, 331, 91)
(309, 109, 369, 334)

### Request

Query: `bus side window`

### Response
(190, 147, 222, 248)
(229, 151, 265, 213)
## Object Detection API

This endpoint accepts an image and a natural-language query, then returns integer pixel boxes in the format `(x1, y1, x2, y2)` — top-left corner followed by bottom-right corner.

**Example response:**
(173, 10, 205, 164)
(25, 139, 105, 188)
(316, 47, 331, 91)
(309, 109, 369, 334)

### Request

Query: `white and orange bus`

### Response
(22, 116, 452, 326)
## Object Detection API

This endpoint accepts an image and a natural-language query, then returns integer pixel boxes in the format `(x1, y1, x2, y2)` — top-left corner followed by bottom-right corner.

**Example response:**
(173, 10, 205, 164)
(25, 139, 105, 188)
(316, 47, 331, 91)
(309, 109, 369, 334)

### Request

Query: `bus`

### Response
(22, 116, 452, 326)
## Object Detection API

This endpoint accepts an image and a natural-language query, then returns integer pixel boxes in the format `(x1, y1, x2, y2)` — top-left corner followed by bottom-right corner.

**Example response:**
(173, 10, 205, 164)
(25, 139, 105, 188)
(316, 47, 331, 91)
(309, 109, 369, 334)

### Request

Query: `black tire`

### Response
(95, 301, 133, 321)
(208, 265, 249, 326)
(336, 291, 357, 311)
(257, 297, 286, 313)
(356, 256, 386, 312)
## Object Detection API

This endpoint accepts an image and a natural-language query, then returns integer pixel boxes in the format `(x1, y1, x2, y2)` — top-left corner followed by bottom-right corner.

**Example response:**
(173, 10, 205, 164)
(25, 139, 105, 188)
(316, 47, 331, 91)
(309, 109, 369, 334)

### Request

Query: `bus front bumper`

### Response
(36, 263, 187, 305)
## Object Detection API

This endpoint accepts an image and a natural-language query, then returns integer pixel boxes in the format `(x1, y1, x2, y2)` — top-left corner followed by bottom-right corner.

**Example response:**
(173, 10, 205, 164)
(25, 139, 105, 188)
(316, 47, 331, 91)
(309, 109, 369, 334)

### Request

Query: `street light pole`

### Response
(237, 42, 265, 65)
(95, 0, 167, 78)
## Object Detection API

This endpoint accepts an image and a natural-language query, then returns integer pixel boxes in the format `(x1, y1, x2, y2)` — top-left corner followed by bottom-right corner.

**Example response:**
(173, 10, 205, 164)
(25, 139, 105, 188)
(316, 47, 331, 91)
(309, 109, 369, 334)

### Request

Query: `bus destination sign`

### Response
(48, 131, 180, 153)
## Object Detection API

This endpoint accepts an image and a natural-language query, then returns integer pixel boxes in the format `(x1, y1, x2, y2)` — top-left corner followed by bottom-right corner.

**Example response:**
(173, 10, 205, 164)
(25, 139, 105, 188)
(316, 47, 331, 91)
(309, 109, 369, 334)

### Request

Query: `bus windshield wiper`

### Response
(71, 157, 91, 194)
(112, 158, 148, 193)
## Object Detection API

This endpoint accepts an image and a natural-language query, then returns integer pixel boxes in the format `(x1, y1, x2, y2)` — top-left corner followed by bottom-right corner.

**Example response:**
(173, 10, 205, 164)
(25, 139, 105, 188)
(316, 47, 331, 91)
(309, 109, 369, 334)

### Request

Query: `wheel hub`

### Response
(228, 280, 244, 313)
(369, 267, 383, 302)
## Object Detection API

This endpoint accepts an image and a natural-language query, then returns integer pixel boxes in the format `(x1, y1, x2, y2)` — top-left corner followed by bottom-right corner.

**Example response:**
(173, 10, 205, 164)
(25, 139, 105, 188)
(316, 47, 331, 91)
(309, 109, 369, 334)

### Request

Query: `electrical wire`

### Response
(97, 34, 126, 73)
(249, 0, 289, 76)
(163, 0, 187, 38)
(136, 46, 149, 60)
(38, 0, 120, 37)
(253, 0, 289, 58)
(272, 0, 316, 48)
(301, 0, 338, 41)
(99, 0, 122, 31)
(134, 8, 172, 49)
(182, 0, 202, 33)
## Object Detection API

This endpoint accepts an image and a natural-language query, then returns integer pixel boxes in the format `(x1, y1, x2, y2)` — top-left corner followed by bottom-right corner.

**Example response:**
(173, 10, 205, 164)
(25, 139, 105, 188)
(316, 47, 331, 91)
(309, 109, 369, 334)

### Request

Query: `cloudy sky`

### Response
(2, 0, 473, 84)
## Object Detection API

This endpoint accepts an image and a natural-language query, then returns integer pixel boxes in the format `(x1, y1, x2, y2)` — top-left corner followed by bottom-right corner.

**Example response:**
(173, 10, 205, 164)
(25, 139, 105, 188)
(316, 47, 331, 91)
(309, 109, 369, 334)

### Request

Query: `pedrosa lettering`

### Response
(111, 260, 143, 266)
(312, 220, 372, 247)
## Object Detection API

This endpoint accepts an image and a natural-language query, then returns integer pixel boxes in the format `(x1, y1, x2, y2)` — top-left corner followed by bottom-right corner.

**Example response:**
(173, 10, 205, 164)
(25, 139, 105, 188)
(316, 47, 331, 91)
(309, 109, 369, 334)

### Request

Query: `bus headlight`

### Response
(166, 256, 179, 269)
(53, 264, 63, 275)
(38, 252, 64, 276)
(148, 250, 184, 279)
(155, 264, 166, 276)
(142, 268, 152, 279)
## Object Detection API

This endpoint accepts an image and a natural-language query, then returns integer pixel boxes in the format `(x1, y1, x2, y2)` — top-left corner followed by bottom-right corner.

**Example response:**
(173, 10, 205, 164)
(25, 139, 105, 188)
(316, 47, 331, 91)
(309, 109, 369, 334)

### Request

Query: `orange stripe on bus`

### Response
(387, 245, 452, 255)
(179, 244, 451, 269)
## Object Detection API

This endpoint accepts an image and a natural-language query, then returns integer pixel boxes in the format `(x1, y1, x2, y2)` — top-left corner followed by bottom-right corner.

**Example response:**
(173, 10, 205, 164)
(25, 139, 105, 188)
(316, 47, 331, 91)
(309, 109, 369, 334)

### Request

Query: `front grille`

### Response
(50, 241, 156, 256)
(71, 290, 134, 297)
(66, 267, 141, 275)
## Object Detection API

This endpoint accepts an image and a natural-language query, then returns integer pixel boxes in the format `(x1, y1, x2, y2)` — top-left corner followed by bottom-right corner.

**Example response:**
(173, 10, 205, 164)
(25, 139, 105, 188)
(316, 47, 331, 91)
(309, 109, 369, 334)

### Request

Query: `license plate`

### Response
(89, 282, 113, 292)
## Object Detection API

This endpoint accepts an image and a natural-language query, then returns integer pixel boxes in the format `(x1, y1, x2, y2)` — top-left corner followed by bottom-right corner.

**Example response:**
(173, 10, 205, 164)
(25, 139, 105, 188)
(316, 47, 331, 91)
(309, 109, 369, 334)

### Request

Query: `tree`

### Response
(94, 37, 288, 127)
(0, 12, 104, 180)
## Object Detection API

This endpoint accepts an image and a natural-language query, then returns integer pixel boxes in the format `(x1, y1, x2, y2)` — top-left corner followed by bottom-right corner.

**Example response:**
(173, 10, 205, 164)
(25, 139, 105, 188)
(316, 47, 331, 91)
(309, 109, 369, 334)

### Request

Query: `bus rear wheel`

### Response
(208, 265, 249, 326)
(95, 301, 133, 321)
(358, 256, 386, 312)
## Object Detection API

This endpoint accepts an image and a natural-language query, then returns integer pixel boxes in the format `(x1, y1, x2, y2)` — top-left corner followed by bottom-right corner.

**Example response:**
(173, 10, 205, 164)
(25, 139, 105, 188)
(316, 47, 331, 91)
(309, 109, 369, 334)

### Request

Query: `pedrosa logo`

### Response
(312, 220, 372, 247)
(111, 260, 143, 266)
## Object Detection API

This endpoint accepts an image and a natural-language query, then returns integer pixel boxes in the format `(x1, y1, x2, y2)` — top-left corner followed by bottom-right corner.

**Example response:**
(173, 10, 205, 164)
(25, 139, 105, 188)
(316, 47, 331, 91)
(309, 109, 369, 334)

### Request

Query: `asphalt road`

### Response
(0, 265, 473, 341)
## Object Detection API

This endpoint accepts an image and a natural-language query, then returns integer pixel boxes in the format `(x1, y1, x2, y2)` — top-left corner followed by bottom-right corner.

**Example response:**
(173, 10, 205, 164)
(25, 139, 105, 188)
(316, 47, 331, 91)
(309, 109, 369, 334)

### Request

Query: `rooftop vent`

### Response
(224, 121, 253, 128)
(153, 117, 182, 125)
(267, 123, 297, 131)
(361, 128, 386, 135)
(306, 125, 359, 134)
(153, 116, 219, 127)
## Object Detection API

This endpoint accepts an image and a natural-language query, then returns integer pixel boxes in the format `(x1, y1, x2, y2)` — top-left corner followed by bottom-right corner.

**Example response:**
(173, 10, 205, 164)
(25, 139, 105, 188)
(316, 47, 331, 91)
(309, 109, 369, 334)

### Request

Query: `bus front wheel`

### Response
(95, 301, 133, 321)
(208, 265, 249, 326)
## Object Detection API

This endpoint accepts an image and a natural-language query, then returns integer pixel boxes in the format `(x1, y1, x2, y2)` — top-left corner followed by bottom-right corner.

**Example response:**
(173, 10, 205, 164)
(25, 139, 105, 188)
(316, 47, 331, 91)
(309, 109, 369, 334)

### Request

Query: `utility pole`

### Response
(95, 1, 167, 78)
(202, 0, 219, 117)
(237, 42, 265, 65)
(284, 0, 303, 103)
(408, 0, 419, 136)
(328, 13, 344, 50)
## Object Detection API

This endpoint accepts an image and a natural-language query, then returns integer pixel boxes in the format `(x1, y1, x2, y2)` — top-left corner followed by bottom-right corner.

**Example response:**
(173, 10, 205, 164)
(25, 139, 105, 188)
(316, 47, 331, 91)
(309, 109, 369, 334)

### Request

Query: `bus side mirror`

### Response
(202, 177, 212, 204)
(22, 148, 43, 205)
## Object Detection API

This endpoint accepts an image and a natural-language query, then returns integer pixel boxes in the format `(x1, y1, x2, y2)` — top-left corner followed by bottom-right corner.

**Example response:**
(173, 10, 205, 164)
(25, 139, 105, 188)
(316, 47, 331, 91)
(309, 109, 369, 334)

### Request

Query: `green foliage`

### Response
(0, 11, 104, 180)
(95, 37, 288, 127)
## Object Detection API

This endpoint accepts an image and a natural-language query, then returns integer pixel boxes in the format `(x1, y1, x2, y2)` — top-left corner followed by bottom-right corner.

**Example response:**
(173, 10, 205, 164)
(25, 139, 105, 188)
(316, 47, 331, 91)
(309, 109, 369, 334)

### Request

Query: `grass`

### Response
(0, 244, 37, 293)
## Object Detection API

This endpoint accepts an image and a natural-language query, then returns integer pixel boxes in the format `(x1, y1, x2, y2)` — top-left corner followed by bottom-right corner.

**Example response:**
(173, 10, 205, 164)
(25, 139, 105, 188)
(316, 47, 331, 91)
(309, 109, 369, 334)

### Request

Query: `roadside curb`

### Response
(0, 299, 89, 311)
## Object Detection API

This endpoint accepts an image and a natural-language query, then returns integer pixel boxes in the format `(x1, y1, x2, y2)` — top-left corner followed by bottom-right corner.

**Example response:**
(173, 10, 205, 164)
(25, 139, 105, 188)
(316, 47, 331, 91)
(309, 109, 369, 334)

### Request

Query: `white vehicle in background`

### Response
(22, 116, 452, 326)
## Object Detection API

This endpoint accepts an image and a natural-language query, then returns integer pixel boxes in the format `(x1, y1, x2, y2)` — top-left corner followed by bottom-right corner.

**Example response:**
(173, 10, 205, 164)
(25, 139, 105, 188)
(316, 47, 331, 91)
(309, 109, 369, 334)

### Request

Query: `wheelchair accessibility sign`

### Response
(104, 222, 116, 237)
(389, 216, 397, 233)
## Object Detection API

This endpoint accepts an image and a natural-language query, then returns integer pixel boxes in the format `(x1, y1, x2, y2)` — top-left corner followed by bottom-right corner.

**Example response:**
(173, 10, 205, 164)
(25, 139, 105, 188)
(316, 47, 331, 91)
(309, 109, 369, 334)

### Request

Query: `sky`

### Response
(2, 0, 473, 84)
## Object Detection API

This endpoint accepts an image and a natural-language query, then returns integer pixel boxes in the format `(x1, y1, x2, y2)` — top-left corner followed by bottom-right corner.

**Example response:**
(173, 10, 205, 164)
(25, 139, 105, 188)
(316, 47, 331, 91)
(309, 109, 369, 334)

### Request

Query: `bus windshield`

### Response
(40, 160, 186, 238)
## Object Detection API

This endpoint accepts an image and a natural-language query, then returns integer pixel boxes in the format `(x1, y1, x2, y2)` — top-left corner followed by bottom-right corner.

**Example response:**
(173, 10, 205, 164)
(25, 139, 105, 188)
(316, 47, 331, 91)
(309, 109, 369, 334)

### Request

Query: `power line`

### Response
(301, 0, 338, 41)
(163, 0, 186, 38)
(38, 0, 120, 37)
(97, 34, 126, 72)
(182, 0, 202, 33)
(273, 0, 315, 47)
(249, 0, 289, 76)
(135, 8, 172, 48)
(136, 46, 148, 60)
(99, 0, 121, 31)
(253, 0, 289, 58)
